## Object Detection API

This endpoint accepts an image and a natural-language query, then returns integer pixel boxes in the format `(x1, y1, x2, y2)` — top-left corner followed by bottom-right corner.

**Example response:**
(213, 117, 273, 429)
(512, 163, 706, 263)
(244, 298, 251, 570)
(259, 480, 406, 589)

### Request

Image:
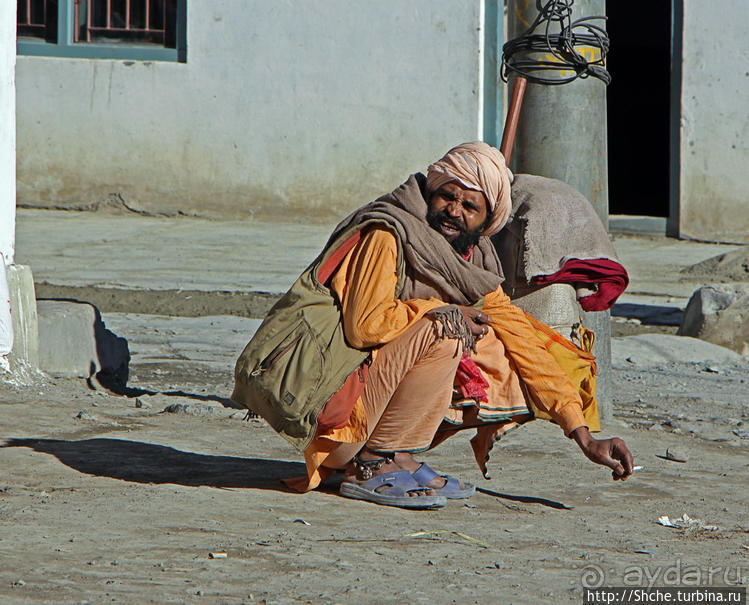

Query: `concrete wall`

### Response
(1, 1, 15, 263)
(17, 1, 485, 222)
(676, 0, 749, 243)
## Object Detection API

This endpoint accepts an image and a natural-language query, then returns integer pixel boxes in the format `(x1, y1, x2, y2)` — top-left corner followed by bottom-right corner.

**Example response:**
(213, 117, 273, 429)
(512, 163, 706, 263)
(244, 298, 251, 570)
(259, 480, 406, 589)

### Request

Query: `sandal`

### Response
(339, 470, 447, 509)
(412, 463, 475, 499)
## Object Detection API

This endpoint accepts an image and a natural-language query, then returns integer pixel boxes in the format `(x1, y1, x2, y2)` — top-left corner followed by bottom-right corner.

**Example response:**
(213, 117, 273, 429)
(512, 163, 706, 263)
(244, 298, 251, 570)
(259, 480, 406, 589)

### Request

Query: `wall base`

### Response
(6, 264, 39, 367)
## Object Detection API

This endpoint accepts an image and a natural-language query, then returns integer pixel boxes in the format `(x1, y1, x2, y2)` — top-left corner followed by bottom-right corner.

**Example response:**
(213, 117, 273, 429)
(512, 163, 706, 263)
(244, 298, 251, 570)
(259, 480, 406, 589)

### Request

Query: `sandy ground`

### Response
(1, 306, 748, 604)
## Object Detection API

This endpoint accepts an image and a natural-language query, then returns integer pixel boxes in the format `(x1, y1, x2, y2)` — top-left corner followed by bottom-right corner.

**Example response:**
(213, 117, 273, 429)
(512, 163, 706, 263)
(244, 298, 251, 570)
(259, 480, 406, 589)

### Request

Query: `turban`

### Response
(426, 141, 512, 237)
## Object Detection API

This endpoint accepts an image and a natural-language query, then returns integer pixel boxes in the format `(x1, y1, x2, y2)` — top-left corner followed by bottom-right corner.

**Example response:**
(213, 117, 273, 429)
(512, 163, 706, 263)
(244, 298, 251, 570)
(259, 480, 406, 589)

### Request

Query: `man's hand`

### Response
(457, 306, 490, 340)
(570, 426, 634, 481)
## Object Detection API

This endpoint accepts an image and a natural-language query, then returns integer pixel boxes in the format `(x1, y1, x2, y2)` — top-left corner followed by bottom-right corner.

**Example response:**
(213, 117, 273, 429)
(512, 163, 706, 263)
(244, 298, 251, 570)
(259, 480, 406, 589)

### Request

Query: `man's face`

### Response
(427, 181, 489, 255)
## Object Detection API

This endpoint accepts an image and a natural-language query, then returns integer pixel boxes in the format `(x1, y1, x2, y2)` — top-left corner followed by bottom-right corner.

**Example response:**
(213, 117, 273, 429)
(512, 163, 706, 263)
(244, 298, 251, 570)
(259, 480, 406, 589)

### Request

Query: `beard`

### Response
(426, 207, 483, 256)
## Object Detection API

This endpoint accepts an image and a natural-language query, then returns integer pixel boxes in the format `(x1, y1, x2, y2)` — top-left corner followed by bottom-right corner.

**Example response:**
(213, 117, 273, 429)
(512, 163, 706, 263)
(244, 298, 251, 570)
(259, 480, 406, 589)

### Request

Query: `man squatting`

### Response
(233, 142, 634, 509)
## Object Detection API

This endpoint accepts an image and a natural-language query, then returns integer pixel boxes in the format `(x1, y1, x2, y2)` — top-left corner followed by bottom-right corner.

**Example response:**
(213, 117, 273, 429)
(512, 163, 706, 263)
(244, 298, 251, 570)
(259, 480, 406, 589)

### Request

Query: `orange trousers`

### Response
(321, 318, 462, 469)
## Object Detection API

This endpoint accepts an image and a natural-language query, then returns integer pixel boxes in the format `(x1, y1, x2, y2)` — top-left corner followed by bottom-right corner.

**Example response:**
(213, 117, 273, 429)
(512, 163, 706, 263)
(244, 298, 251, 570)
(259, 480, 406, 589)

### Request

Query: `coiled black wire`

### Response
(502, 0, 611, 85)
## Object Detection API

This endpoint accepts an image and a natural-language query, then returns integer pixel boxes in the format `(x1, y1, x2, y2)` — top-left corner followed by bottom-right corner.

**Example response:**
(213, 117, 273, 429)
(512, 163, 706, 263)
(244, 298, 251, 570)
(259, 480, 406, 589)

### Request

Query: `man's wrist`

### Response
(570, 426, 593, 449)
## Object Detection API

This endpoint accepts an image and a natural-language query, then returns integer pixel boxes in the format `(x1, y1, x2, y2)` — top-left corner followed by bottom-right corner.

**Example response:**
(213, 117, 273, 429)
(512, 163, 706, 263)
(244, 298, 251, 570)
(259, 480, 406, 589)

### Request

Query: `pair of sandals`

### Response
(340, 462, 475, 509)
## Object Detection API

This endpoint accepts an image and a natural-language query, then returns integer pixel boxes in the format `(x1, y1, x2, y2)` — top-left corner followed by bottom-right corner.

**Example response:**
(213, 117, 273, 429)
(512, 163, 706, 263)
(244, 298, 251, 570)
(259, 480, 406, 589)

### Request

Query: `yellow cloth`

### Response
(480, 287, 588, 434)
(523, 313, 600, 432)
(467, 312, 599, 477)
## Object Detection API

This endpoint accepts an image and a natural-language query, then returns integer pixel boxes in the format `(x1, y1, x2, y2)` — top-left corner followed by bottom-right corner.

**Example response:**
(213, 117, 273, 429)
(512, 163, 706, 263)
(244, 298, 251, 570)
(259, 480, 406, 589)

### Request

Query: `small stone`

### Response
(161, 403, 215, 417)
(87, 560, 96, 566)
(134, 397, 152, 409)
(13, 579, 25, 586)
(110, 560, 120, 566)
(75, 410, 98, 421)
(664, 448, 688, 462)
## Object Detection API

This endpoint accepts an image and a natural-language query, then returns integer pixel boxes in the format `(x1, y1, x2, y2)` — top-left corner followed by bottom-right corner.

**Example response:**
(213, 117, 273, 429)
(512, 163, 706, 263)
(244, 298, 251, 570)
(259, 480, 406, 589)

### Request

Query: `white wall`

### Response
(16, 1, 483, 222)
(1, 1, 15, 263)
(678, 0, 749, 243)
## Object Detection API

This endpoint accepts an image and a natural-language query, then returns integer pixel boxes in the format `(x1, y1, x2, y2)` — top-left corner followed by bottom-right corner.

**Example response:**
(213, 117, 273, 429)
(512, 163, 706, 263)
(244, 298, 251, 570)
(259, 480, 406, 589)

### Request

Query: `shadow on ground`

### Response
(476, 486, 573, 510)
(2, 438, 303, 490)
(612, 302, 683, 326)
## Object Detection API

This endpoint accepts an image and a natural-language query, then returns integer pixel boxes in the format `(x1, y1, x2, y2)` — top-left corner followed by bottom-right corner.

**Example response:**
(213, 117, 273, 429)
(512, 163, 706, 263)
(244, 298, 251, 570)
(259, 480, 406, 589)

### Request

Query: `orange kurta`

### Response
(287, 227, 587, 491)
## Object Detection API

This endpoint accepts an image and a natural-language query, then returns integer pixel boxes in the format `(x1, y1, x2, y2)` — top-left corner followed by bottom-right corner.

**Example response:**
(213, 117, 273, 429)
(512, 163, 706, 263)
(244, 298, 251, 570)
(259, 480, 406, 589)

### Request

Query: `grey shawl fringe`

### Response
(426, 305, 476, 354)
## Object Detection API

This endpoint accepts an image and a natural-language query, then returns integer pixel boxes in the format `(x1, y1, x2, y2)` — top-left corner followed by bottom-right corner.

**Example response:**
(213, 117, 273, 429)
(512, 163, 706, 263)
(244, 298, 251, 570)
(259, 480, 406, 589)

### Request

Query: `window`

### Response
(17, 0, 186, 62)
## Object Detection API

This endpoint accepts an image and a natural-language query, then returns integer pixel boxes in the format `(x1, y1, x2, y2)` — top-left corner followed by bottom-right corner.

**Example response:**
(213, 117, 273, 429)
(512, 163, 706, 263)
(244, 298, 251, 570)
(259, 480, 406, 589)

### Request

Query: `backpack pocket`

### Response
(249, 318, 324, 423)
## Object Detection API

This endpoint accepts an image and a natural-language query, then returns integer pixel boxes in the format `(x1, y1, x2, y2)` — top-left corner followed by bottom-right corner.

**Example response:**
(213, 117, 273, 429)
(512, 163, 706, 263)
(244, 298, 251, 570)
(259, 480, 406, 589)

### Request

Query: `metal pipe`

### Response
(507, 0, 613, 422)
(500, 76, 527, 164)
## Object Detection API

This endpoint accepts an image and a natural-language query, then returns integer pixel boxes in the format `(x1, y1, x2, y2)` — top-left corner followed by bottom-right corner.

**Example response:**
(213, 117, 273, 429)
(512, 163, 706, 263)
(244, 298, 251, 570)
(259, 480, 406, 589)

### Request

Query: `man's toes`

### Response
(426, 477, 448, 490)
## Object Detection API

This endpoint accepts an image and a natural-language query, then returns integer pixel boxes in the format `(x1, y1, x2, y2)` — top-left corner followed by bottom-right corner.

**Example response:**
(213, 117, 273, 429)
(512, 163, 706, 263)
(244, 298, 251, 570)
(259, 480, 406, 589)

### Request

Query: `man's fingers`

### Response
(610, 439, 634, 480)
(456, 306, 491, 340)
(580, 436, 635, 481)
(617, 442, 635, 475)
(601, 456, 629, 481)
(610, 439, 634, 479)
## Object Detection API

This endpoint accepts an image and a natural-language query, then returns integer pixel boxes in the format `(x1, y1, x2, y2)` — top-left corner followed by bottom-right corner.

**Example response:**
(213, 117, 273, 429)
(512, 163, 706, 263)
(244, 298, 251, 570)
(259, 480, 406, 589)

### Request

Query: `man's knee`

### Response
(414, 317, 464, 362)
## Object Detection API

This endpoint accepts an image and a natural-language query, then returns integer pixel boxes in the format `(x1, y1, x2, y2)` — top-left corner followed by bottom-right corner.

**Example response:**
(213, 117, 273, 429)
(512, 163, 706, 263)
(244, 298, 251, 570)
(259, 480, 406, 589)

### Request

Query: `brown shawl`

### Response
(327, 173, 504, 306)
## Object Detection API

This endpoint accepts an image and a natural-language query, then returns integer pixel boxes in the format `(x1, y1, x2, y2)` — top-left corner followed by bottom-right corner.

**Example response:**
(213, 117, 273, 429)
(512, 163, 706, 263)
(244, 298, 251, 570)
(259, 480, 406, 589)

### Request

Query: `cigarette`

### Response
(209, 552, 227, 559)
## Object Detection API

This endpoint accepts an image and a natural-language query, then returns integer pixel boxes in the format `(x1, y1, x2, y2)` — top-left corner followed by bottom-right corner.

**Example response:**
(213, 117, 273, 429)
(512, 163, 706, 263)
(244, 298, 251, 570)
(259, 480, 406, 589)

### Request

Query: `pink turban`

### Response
(426, 141, 512, 237)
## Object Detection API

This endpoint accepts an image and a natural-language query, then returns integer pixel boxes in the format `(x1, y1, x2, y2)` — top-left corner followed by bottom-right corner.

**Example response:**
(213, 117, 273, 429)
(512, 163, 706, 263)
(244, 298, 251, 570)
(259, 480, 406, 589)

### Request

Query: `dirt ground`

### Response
(1, 301, 748, 604)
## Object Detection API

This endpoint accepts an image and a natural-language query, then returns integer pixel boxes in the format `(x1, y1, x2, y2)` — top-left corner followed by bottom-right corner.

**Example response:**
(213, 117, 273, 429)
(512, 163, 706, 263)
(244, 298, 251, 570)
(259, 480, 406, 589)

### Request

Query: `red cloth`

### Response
(532, 258, 629, 311)
(455, 353, 490, 402)
(456, 246, 491, 402)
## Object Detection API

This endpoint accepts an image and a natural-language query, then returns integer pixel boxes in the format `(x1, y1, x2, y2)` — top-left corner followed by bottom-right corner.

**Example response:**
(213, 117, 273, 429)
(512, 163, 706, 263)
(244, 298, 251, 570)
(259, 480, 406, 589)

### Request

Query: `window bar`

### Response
(20, 0, 45, 27)
(69, 0, 170, 43)
(86, 0, 92, 41)
(74, 0, 80, 41)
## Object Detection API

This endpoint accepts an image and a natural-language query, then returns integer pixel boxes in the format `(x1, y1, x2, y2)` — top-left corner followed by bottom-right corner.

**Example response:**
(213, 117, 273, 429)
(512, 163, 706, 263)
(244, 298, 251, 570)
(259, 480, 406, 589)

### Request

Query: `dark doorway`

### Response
(606, 1, 672, 217)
